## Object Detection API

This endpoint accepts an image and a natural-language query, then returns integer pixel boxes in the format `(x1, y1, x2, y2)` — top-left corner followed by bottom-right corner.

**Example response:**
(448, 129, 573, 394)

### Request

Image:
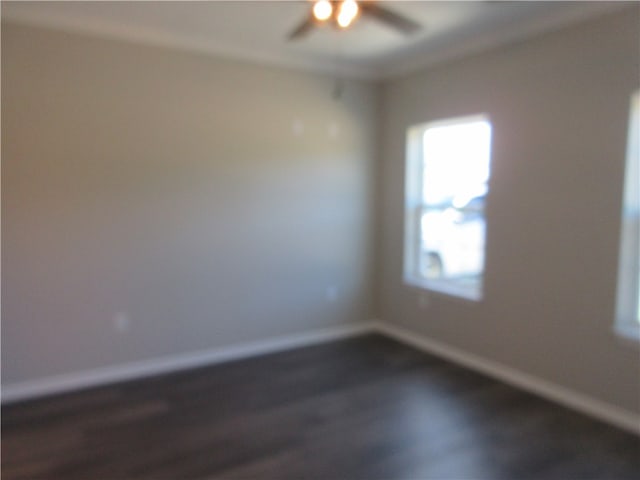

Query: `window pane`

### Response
(422, 121, 491, 205)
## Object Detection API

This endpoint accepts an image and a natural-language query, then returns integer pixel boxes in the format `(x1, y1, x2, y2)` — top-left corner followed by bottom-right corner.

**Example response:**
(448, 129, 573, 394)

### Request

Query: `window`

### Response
(615, 92, 640, 340)
(404, 115, 492, 300)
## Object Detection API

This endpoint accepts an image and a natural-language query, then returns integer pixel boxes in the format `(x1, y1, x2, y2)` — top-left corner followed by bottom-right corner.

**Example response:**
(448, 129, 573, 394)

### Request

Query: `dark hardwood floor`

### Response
(2, 334, 639, 479)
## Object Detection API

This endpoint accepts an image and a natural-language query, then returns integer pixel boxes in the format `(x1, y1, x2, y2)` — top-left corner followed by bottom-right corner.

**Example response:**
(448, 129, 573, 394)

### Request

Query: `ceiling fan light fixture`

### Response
(312, 0, 333, 22)
(289, 0, 420, 41)
(337, 0, 359, 28)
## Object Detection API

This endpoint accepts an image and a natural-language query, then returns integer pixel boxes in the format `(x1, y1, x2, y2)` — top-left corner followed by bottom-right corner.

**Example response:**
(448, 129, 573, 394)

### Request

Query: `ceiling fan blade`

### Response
(288, 16, 316, 41)
(360, 2, 421, 35)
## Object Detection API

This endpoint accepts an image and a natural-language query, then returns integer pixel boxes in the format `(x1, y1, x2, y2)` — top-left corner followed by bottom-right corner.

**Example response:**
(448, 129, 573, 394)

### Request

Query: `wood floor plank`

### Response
(2, 334, 639, 479)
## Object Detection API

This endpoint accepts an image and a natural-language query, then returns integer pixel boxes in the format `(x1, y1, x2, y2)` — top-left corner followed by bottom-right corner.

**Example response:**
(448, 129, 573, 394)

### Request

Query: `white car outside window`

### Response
(420, 195, 485, 282)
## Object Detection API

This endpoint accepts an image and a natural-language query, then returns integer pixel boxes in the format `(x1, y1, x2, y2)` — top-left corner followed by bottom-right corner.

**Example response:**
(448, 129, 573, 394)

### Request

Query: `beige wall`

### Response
(378, 8, 640, 413)
(1, 23, 378, 384)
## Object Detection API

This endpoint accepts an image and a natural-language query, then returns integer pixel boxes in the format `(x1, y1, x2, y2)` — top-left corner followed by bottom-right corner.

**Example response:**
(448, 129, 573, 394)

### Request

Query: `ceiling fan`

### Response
(288, 0, 421, 41)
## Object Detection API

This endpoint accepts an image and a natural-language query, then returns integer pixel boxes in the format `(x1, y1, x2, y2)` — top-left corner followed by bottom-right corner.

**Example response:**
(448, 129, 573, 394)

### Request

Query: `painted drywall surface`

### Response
(378, 8, 640, 414)
(1, 23, 377, 384)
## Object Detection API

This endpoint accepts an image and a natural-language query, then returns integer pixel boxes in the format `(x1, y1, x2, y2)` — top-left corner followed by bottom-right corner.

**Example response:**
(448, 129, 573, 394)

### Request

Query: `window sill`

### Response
(404, 275, 483, 302)
(613, 322, 640, 344)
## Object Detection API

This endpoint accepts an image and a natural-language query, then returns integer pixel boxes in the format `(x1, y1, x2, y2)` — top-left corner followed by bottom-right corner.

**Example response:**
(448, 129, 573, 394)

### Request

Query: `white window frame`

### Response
(615, 91, 640, 341)
(403, 114, 492, 301)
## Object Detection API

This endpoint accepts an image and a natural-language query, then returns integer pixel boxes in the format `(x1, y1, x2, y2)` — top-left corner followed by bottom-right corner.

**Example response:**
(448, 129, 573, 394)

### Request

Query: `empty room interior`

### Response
(2, 1, 639, 479)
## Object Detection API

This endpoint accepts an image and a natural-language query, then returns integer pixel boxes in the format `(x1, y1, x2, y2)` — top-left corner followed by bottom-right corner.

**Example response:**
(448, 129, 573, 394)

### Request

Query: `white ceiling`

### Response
(1, 1, 627, 80)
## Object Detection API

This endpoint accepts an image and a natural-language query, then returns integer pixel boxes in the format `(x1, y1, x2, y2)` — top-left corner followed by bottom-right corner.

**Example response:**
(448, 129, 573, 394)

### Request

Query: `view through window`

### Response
(405, 116, 492, 300)
(615, 91, 640, 339)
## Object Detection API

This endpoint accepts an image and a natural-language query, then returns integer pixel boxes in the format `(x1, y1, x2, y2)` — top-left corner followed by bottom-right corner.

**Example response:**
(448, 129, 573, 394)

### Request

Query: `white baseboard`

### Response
(372, 321, 640, 435)
(4, 319, 638, 436)
(1, 322, 375, 404)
